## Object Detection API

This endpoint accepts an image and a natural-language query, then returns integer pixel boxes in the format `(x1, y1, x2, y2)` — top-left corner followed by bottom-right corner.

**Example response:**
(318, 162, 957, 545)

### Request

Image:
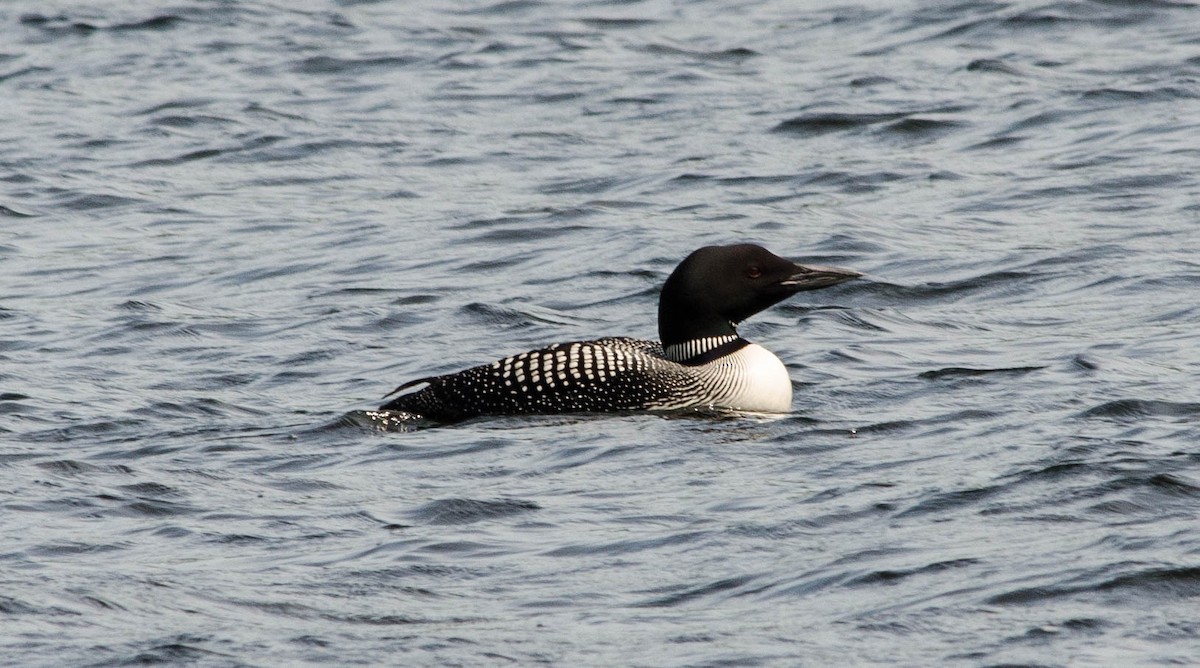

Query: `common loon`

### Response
(378, 244, 860, 422)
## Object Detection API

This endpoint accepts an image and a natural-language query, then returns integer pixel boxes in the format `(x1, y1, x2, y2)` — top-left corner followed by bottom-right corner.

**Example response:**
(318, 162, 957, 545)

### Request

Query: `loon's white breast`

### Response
(694, 342, 793, 413)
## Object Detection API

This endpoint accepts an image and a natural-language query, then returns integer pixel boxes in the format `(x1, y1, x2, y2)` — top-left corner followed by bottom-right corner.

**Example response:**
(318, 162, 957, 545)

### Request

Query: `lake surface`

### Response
(3, 1, 1200, 665)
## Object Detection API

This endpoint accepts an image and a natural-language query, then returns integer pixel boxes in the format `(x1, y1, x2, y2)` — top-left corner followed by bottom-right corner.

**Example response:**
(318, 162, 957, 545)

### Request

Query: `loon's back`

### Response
(381, 337, 694, 421)
(377, 244, 860, 423)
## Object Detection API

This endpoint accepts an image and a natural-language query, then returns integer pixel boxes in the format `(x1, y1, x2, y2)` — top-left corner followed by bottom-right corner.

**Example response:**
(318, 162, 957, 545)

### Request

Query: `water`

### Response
(3, 0, 1200, 664)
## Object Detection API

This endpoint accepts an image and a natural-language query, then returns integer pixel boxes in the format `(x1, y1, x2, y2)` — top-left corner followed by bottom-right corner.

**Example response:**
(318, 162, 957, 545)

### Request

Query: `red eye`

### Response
(747, 265, 761, 279)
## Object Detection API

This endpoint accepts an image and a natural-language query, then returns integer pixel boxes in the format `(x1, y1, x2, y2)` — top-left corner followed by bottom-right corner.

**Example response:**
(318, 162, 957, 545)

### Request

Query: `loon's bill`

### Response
(378, 244, 860, 422)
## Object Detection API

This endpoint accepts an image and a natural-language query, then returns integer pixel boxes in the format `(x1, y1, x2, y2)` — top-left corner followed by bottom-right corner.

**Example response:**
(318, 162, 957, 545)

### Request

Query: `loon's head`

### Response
(657, 244, 861, 347)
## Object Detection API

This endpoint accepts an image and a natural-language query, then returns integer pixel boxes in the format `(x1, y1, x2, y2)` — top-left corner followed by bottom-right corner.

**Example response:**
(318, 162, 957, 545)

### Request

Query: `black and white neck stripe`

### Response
(663, 334, 749, 366)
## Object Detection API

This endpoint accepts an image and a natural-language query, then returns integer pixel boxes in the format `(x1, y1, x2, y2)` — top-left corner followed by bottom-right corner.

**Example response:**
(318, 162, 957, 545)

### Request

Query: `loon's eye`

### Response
(747, 265, 761, 279)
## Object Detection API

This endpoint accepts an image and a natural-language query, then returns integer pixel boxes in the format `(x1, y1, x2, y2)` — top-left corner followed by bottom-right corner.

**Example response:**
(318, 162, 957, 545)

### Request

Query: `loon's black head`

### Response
(657, 244, 861, 348)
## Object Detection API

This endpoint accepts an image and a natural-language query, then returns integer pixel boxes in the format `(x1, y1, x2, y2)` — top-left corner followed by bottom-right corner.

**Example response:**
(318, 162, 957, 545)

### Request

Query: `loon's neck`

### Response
(663, 334, 750, 365)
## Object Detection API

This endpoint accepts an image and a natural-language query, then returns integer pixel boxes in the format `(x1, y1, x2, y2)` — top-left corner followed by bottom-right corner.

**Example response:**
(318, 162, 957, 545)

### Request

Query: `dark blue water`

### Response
(4, 1, 1200, 665)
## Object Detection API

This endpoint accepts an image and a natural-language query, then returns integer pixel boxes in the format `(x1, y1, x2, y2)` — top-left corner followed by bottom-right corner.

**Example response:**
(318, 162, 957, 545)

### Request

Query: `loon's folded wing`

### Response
(379, 337, 697, 421)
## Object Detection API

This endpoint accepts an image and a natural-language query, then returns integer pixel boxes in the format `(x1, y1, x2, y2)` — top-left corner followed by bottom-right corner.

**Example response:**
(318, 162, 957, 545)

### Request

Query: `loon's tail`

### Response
(382, 376, 439, 399)
(380, 376, 438, 411)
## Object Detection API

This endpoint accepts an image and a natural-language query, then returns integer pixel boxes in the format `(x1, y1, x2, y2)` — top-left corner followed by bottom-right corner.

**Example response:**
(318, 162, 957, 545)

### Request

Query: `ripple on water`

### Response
(1079, 399, 1200, 421)
(407, 498, 541, 525)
